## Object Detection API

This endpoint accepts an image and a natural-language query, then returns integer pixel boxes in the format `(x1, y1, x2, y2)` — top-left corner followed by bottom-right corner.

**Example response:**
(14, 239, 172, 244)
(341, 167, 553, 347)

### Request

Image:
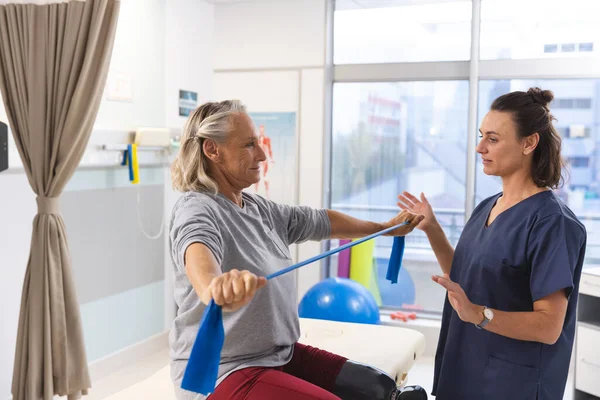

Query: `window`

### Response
(330, 81, 469, 313)
(554, 98, 592, 109)
(477, 79, 600, 263)
(570, 157, 590, 168)
(575, 98, 592, 109)
(329, 0, 600, 317)
(480, 0, 600, 60)
(333, 0, 472, 64)
(557, 99, 575, 109)
(545, 43, 596, 55)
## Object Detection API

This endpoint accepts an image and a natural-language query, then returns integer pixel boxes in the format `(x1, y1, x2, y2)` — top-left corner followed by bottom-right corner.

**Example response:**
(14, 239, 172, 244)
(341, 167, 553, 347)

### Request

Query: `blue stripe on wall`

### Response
(65, 167, 165, 192)
(80, 280, 165, 362)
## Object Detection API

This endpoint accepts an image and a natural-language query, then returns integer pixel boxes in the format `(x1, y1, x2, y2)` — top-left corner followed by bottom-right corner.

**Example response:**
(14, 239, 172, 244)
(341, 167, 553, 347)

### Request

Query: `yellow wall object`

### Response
(349, 238, 382, 306)
(131, 144, 140, 184)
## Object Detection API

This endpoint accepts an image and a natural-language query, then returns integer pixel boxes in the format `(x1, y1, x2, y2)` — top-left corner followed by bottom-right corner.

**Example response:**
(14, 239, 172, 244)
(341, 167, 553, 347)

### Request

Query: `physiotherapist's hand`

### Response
(397, 192, 437, 233)
(432, 274, 482, 324)
(383, 209, 424, 236)
(208, 269, 267, 312)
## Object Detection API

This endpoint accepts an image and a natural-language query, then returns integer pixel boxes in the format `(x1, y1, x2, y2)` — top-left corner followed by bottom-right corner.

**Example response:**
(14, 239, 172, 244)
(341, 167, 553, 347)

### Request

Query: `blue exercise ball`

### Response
(376, 258, 416, 307)
(298, 277, 380, 325)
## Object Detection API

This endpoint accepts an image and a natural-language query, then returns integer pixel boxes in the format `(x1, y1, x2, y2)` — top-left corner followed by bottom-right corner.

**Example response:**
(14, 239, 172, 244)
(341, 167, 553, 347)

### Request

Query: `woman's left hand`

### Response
(383, 210, 424, 236)
(432, 274, 482, 324)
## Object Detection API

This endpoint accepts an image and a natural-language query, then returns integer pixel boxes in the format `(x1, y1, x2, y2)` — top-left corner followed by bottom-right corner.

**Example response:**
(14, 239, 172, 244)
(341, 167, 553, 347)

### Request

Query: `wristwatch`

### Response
(475, 306, 494, 329)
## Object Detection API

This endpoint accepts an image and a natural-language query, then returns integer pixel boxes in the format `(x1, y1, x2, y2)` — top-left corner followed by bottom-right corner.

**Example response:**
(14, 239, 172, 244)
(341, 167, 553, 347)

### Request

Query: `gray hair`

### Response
(171, 100, 247, 193)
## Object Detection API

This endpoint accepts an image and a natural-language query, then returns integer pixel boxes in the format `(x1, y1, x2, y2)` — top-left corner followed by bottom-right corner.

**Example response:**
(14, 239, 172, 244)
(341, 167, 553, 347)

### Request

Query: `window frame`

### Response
(324, 0, 600, 315)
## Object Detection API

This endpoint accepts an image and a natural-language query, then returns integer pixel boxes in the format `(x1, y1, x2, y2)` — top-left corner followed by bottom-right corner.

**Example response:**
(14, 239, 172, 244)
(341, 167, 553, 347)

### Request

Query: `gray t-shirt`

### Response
(168, 191, 331, 399)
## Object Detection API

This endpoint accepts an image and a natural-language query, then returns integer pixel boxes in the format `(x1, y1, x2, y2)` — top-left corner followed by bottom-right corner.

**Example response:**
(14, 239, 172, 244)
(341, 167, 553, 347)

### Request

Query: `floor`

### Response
(85, 347, 170, 400)
(87, 348, 576, 400)
(404, 356, 576, 400)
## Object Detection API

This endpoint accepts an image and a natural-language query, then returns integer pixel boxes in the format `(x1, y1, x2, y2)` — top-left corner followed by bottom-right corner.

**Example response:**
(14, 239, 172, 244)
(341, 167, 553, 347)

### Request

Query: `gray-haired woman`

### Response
(169, 100, 427, 400)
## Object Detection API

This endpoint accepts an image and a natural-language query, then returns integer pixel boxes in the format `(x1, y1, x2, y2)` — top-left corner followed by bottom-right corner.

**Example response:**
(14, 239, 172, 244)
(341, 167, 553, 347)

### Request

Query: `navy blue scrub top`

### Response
(432, 191, 587, 400)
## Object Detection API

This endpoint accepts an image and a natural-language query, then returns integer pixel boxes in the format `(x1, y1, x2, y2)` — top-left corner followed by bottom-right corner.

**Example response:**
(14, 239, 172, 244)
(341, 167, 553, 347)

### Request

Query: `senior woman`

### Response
(168, 100, 427, 400)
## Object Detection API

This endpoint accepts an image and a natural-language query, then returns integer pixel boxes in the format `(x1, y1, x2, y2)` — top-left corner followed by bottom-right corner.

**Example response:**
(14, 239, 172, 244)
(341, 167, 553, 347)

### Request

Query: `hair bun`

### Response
(527, 87, 554, 107)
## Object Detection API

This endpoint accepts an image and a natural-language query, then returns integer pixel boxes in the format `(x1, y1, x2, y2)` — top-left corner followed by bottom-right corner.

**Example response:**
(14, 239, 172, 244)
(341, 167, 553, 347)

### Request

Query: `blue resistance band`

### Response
(181, 222, 408, 395)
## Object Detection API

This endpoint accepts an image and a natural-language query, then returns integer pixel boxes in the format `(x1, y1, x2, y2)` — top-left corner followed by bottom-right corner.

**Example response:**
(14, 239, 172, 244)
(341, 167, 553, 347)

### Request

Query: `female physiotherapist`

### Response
(398, 88, 587, 400)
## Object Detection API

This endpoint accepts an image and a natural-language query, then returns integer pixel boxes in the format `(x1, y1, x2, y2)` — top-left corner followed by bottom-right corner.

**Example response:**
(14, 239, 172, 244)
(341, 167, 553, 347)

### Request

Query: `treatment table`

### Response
(102, 317, 426, 399)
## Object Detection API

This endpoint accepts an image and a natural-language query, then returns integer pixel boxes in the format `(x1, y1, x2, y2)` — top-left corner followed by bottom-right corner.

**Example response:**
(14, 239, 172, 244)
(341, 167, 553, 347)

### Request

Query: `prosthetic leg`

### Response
(332, 360, 428, 400)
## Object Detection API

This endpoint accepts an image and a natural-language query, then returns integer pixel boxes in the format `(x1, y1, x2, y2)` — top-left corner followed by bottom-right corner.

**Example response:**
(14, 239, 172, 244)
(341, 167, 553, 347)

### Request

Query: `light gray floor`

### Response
(405, 356, 575, 400)
(84, 348, 576, 400)
(84, 347, 170, 400)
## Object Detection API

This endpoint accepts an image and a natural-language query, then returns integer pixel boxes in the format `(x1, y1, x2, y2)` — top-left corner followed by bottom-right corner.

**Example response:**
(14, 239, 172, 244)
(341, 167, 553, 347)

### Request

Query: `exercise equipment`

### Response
(377, 257, 416, 308)
(298, 277, 380, 325)
(350, 236, 382, 306)
(337, 239, 351, 278)
(121, 144, 140, 184)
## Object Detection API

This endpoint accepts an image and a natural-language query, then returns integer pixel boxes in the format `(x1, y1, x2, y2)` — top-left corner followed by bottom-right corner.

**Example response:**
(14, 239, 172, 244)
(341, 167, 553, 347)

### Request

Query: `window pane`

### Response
(477, 79, 599, 265)
(333, 0, 472, 64)
(481, 0, 600, 60)
(330, 81, 469, 313)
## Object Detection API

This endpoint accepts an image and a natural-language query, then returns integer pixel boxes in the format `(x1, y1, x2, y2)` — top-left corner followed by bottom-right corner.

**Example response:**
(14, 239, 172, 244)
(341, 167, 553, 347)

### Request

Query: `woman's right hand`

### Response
(207, 269, 267, 312)
(397, 191, 437, 232)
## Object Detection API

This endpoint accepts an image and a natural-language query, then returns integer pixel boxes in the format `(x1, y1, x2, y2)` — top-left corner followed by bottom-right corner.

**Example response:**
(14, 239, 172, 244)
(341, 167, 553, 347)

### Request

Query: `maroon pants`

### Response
(209, 343, 348, 400)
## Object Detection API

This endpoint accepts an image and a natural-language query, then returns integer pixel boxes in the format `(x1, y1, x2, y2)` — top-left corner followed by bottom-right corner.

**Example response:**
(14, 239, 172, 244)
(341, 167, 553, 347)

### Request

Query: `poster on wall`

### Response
(179, 90, 198, 116)
(246, 112, 297, 206)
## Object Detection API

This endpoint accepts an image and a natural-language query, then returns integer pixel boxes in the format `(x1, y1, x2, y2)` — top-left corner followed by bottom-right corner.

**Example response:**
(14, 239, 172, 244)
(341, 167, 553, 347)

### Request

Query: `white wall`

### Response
(2, 0, 330, 394)
(0, 0, 165, 391)
(0, 172, 36, 400)
(0, 0, 217, 395)
(95, 0, 166, 130)
(165, 0, 214, 129)
(212, 0, 329, 301)
(163, 0, 215, 328)
(214, 0, 326, 70)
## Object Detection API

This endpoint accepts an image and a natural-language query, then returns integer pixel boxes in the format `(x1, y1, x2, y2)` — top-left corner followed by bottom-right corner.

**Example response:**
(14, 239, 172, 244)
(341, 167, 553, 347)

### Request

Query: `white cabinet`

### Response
(580, 272, 600, 298)
(575, 267, 600, 400)
(576, 325, 600, 398)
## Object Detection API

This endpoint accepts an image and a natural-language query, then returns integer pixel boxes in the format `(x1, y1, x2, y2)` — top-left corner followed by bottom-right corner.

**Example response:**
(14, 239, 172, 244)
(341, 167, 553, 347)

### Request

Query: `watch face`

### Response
(484, 308, 494, 320)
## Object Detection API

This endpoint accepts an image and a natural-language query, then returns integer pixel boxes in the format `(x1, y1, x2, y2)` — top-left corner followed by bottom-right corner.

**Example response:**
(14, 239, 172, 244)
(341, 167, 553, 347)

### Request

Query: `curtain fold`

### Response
(0, 1, 120, 398)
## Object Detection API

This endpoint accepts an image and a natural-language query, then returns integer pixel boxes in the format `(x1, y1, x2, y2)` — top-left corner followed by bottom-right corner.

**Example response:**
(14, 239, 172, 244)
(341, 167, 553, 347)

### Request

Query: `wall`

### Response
(163, 0, 215, 328)
(2, 0, 331, 395)
(80, 0, 169, 367)
(212, 0, 329, 301)
(63, 169, 166, 363)
(213, 0, 326, 70)
(165, 0, 214, 129)
(0, 169, 35, 400)
(95, 0, 166, 130)
(0, 0, 196, 396)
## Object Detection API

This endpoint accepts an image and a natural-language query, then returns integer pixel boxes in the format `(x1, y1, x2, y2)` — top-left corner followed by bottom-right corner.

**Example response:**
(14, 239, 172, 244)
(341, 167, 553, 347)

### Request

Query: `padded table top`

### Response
(102, 318, 425, 399)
